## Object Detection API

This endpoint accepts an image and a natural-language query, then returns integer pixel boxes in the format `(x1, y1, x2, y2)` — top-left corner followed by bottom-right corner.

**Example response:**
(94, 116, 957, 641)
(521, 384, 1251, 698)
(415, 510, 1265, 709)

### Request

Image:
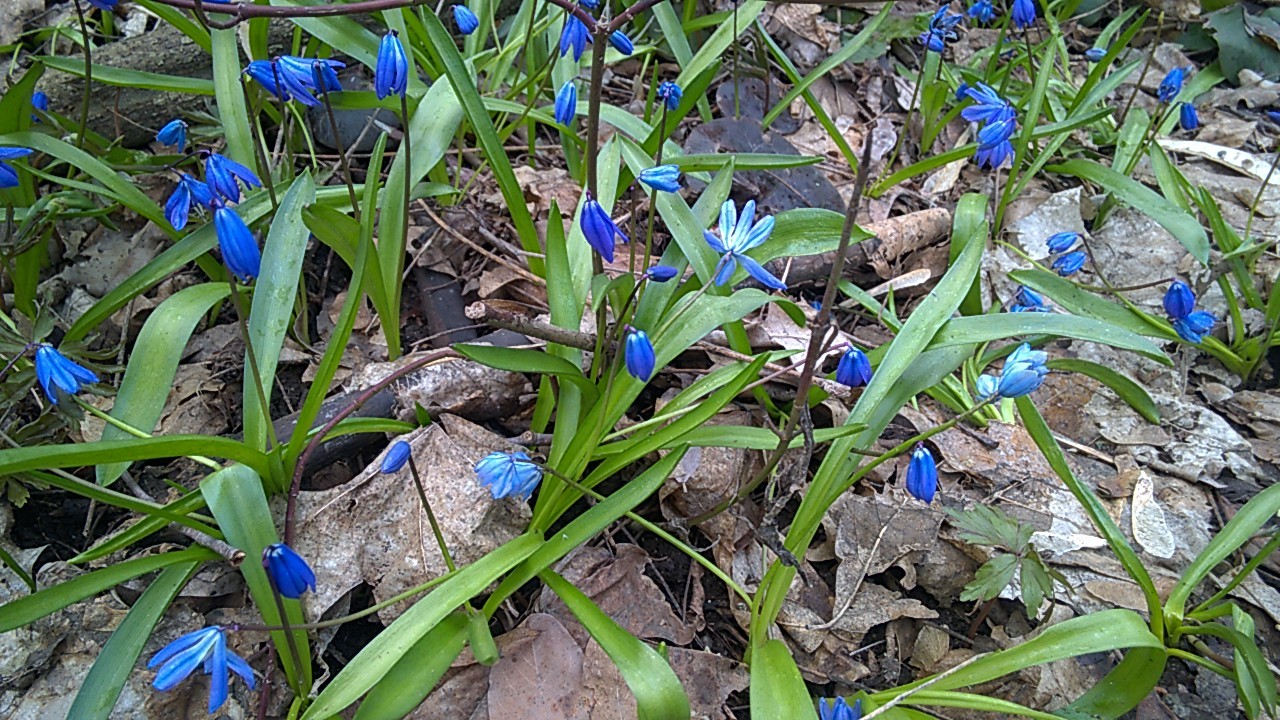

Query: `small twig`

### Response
(465, 301, 595, 350)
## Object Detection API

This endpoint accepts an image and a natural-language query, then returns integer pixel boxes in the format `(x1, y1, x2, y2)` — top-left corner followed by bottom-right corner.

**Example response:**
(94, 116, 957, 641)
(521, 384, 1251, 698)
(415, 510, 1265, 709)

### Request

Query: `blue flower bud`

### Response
(1163, 280, 1196, 320)
(1179, 102, 1198, 132)
(1008, 285, 1048, 313)
(1045, 231, 1080, 254)
(1011, 0, 1036, 28)
(34, 344, 98, 405)
(1158, 66, 1188, 104)
(149, 626, 255, 713)
(580, 194, 629, 262)
(997, 343, 1048, 397)
(835, 346, 872, 388)
(1084, 47, 1106, 62)
(213, 205, 262, 282)
(646, 265, 679, 282)
(819, 696, 863, 720)
(0, 147, 33, 189)
(624, 329, 656, 381)
(656, 81, 683, 111)
(204, 152, 261, 204)
(638, 164, 681, 193)
(376, 31, 409, 100)
(609, 30, 634, 55)
(475, 451, 543, 500)
(905, 444, 937, 504)
(454, 5, 479, 34)
(1051, 250, 1087, 276)
(262, 543, 317, 599)
(156, 119, 188, 151)
(559, 15, 590, 62)
(381, 440, 412, 473)
(554, 80, 577, 126)
(975, 373, 999, 400)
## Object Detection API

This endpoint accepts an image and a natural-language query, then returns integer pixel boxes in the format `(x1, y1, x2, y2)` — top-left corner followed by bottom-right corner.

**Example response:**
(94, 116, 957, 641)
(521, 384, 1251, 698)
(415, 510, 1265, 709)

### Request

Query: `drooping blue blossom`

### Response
(1179, 102, 1198, 132)
(1172, 311, 1216, 345)
(1163, 280, 1195, 319)
(974, 116, 1016, 169)
(975, 373, 999, 401)
(656, 81, 683, 111)
(245, 58, 318, 106)
(819, 696, 863, 720)
(243, 60, 288, 100)
(34, 344, 98, 404)
(156, 119, 188, 151)
(560, 15, 590, 62)
(213, 204, 262, 282)
(960, 83, 1016, 125)
(149, 626, 256, 714)
(1008, 285, 1049, 313)
(1045, 231, 1080, 254)
(165, 174, 214, 231)
(1010, 0, 1036, 28)
(1052, 250, 1087, 276)
(555, 80, 577, 126)
(30, 91, 48, 122)
(835, 346, 873, 388)
(919, 6, 963, 52)
(918, 30, 947, 53)
(704, 199, 785, 290)
(624, 328, 656, 381)
(1164, 280, 1216, 343)
(580, 193, 629, 262)
(87, 0, 117, 9)
(1084, 47, 1107, 63)
(905, 444, 938, 504)
(204, 152, 261, 204)
(967, 0, 994, 24)
(646, 265, 679, 282)
(609, 30, 634, 55)
(1158, 66, 1188, 104)
(638, 165, 681, 193)
(475, 451, 544, 500)
(997, 343, 1048, 397)
(0, 147, 34, 189)
(278, 55, 345, 96)
(376, 31, 409, 100)
(454, 5, 480, 34)
(263, 543, 317, 599)
(381, 440, 412, 473)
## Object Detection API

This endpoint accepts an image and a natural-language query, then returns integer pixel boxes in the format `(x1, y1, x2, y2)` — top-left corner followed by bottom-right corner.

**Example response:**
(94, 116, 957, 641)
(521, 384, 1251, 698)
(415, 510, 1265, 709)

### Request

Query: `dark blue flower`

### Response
(156, 119, 188, 151)
(278, 55, 345, 96)
(580, 193, 629, 262)
(555, 80, 577, 126)
(906, 444, 937, 504)
(1008, 285, 1049, 313)
(625, 328, 656, 380)
(213, 204, 262, 282)
(609, 30, 634, 55)
(0, 147, 33, 189)
(1173, 311, 1216, 344)
(1164, 280, 1215, 343)
(1052, 250, 1087, 276)
(204, 152, 261, 204)
(919, 30, 947, 53)
(646, 265, 679, 282)
(819, 696, 862, 720)
(376, 31, 409, 100)
(1163, 280, 1196, 319)
(1158, 66, 1187, 104)
(1045, 231, 1080, 254)
(560, 15, 590, 62)
(263, 543, 316, 599)
(34, 344, 98, 404)
(381, 439, 412, 473)
(638, 164, 681, 193)
(30, 91, 48, 122)
(454, 5, 479, 34)
(835, 346, 873, 388)
(974, 116, 1016, 168)
(1084, 47, 1106, 62)
(87, 0, 117, 9)
(149, 626, 255, 714)
(919, 7, 962, 52)
(166, 174, 214, 231)
(1011, 0, 1036, 28)
(704, 199, 785, 290)
(960, 83, 1015, 125)
(244, 60, 288, 100)
(997, 343, 1048, 397)
(475, 451, 543, 500)
(955, 82, 971, 101)
(656, 81, 682, 111)
(975, 373, 999, 400)
(1179, 102, 1198, 131)
(967, 0, 994, 24)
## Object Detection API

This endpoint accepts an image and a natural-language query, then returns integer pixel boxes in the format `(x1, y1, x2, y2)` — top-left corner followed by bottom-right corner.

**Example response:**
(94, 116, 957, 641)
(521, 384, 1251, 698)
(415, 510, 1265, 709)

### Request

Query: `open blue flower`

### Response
(560, 15, 590, 62)
(906, 444, 937, 504)
(475, 451, 543, 500)
(1173, 311, 1216, 344)
(656, 81, 682, 111)
(149, 626, 256, 714)
(835, 346, 872, 388)
(625, 328, 656, 381)
(156, 119, 188, 151)
(555, 80, 577, 126)
(967, 0, 994, 24)
(919, 6, 962, 52)
(454, 5, 479, 34)
(376, 31, 409, 99)
(960, 83, 1015, 124)
(166, 174, 214, 231)
(1011, 0, 1036, 28)
(381, 439, 412, 473)
(1158, 66, 1188, 104)
(278, 55, 345, 96)
(263, 543, 317, 599)
(0, 147, 33, 189)
(204, 152, 261, 204)
(580, 193, 629, 262)
(704, 199, 785, 290)
(34, 344, 98, 404)
(1084, 47, 1107, 62)
(609, 30, 634, 55)
(1008, 285, 1048, 313)
(638, 165, 681, 193)
(997, 343, 1048, 397)
(1179, 102, 1198, 131)
(1052, 250, 1087, 276)
(1164, 280, 1215, 343)
(819, 696, 862, 720)
(213, 204, 262, 282)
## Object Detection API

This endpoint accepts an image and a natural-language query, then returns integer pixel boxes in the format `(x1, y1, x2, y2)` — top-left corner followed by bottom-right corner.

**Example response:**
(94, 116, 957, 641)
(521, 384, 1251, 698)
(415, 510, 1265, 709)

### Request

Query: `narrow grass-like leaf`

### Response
(1046, 358, 1160, 423)
(68, 492, 211, 565)
(210, 28, 254, 168)
(0, 437, 268, 477)
(927, 314, 1168, 363)
(1008, 269, 1169, 340)
(39, 56, 214, 94)
(352, 611, 470, 720)
(453, 344, 595, 399)
(750, 639, 817, 720)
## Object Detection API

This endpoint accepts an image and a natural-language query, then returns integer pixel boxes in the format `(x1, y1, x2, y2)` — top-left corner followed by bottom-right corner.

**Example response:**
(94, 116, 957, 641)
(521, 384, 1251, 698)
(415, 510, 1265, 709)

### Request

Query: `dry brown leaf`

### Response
(487, 614, 584, 720)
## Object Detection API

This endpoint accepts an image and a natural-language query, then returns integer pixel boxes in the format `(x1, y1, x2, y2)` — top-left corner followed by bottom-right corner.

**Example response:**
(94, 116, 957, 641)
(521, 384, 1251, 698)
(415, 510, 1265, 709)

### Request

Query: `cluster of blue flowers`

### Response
(958, 83, 1017, 169)
(975, 342, 1049, 401)
(1007, 285, 1049, 313)
(34, 343, 98, 405)
(820, 696, 863, 720)
(1163, 280, 1216, 344)
(1041, 230, 1085, 276)
(919, 0, 1037, 53)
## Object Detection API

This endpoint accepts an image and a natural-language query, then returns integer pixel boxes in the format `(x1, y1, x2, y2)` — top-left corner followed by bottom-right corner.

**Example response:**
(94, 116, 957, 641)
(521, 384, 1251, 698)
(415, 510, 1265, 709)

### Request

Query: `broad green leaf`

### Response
(1008, 269, 1170, 340)
(1046, 358, 1160, 423)
(0, 437, 269, 478)
(453, 344, 595, 398)
(1060, 647, 1167, 719)
(959, 554, 1018, 603)
(750, 639, 816, 720)
(210, 28, 254, 169)
(39, 56, 214, 94)
(353, 611, 469, 720)
(927, 314, 1169, 363)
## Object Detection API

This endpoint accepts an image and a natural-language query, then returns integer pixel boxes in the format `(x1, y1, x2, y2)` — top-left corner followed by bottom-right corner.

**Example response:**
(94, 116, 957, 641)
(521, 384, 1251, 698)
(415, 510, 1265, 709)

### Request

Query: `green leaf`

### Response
(302, 204, 391, 330)
(1231, 605, 1278, 718)
(750, 639, 817, 720)
(1060, 647, 1167, 719)
(1048, 158, 1210, 265)
(1046, 358, 1160, 423)
(453, 344, 595, 399)
(959, 554, 1018, 603)
(541, 570, 690, 719)
(0, 437, 270, 478)
(927, 313, 1170, 363)
(39, 56, 215, 94)
(1019, 555, 1054, 619)
(948, 504, 1026, 549)
(210, 28, 255, 169)
(97, 283, 231, 486)
(1008, 269, 1169, 340)
(353, 611, 470, 720)
(668, 153, 822, 172)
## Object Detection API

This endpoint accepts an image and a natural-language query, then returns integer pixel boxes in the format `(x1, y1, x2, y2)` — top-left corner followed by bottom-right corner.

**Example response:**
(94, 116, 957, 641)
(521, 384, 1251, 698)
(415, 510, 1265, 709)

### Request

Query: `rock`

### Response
(1, 0, 42, 46)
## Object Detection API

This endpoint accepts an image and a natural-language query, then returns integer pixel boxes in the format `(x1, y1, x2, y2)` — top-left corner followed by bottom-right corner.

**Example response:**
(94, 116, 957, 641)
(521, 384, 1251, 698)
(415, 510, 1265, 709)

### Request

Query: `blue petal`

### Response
(713, 254, 738, 287)
(737, 254, 787, 290)
(703, 229, 728, 255)
(718, 200, 737, 243)
(737, 214, 775, 252)
(166, 184, 192, 231)
(152, 628, 219, 692)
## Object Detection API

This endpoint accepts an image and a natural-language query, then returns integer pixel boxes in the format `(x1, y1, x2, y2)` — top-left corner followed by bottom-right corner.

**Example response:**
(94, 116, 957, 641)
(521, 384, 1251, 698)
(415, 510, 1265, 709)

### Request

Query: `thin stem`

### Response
(407, 456, 457, 572)
(317, 82, 361, 221)
(268, 586, 307, 695)
(74, 397, 222, 470)
(243, 83, 280, 212)
(235, 568, 457, 633)
(71, 0, 94, 151)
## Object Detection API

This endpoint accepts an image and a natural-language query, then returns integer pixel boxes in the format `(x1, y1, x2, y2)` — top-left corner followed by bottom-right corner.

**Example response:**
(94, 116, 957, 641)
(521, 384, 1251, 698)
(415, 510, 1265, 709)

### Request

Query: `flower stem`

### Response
(407, 456, 457, 573)
(268, 585, 308, 695)
(74, 397, 222, 470)
(317, 85, 361, 222)
(71, 0, 94, 152)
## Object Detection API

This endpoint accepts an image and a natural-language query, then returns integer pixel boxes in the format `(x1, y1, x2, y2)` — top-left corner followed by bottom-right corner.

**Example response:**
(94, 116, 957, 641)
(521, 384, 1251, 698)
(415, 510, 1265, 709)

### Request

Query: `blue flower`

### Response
(0, 147, 34, 189)
(975, 373, 999, 401)
(1164, 280, 1215, 343)
(656, 81, 682, 111)
(906, 444, 937, 504)
(1011, 0, 1036, 28)
(560, 15, 590, 62)
(1084, 47, 1107, 62)
(34, 344, 98, 404)
(580, 193, 629, 262)
(149, 626, 255, 714)
(475, 451, 543, 500)
(381, 439, 412, 473)
(835, 346, 872, 388)
(213, 204, 262, 282)
(31, 91, 48, 122)
(960, 83, 1015, 125)
(919, 30, 947, 53)
(1158, 66, 1188, 104)
(1052, 250, 1087, 276)
(1163, 280, 1196, 319)
(638, 165, 681, 193)
(165, 174, 214, 231)
(1008, 285, 1048, 313)
(263, 543, 316, 599)
(974, 116, 1016, 169)
(244, 60, 288, 100)
(555, 80, 577, 126)
(609, 30, 634, 55)
(278, 55, 345, 96)
(579, 0, 598, 7)
(87, 0, 117, 9)
(1269, 110, 1280, 125)
(454, 5, 479, 34)
(919, 6, 962, 52)
(646, 265, 679, 282)
(1045, 231, 1080, 254)
(1173, 311, 1216, 344)
(997, 343, 1048, 397)
(704, 199, 785, 290)
(204, 152, 261, 204)
(1179, 102, 1198, 131)
(156, 119, 188, 151)
(625, 328, 656, 381)
(819, 696, 863, 720)
(967, 0, 994, 24)
(376, 31, 409, 100)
